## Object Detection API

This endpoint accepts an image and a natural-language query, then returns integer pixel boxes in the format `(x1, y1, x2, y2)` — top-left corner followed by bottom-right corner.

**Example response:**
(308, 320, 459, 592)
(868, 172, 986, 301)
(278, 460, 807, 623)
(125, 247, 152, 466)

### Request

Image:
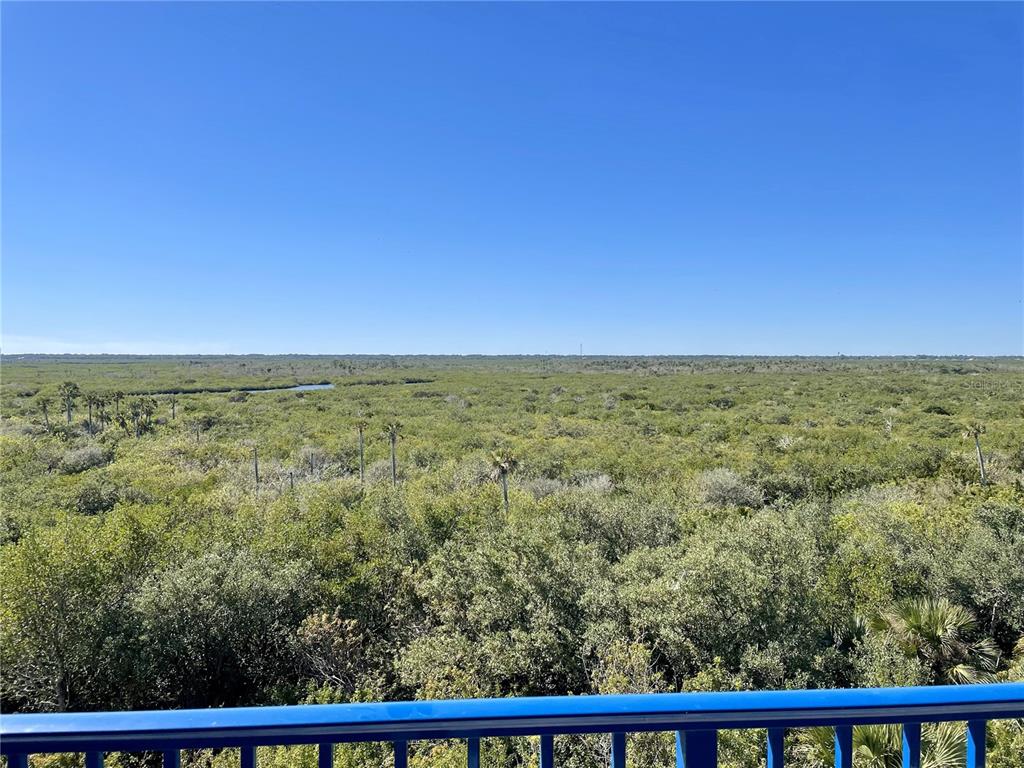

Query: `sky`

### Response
(2, 1, 1022, 356)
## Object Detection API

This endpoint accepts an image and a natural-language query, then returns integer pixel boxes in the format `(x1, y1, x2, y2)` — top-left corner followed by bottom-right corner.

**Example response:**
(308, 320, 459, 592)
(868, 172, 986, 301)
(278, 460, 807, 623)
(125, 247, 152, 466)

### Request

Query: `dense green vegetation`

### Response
(1, 355, 1022, 768)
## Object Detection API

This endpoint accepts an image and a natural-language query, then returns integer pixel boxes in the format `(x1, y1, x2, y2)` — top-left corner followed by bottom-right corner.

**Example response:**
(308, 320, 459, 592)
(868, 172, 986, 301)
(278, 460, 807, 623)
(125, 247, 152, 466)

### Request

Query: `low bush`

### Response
(697, 468, 764, 508)
(58, 445, 106, 474)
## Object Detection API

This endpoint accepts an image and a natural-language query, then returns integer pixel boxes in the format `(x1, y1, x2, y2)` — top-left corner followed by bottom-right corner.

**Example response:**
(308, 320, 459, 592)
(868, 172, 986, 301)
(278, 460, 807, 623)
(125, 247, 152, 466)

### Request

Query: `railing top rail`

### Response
(3, 684, 1023, 755)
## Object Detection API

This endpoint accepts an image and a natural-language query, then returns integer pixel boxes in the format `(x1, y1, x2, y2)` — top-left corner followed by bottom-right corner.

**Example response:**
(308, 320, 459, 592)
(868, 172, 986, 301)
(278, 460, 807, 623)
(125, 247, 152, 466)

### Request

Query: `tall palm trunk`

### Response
(974, 435, 987, 485)
(358, 427, 365, 483)
(390, 434, 397, 486)
(66, 401, 73, 425)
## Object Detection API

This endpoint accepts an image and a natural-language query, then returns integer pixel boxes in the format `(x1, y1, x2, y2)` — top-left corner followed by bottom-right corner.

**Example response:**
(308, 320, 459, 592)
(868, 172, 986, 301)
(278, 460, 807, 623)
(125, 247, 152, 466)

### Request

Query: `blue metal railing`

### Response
(2, 684, 1023, 768)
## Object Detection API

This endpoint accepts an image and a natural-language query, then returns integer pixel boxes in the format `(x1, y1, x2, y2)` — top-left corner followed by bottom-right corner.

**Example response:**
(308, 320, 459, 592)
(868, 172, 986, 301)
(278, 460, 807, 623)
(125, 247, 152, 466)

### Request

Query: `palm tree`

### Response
(962, 423, 987, 484)
(801, 722, 964, 768)
(57, 382, 80, 425)
(96, 394, 109, 429)
(126, 397, 156, 437)
(355, 418, 369, 483)
(870, 596, 999, 684)
(490, 449, 519, 513)
(127, 398, 145, 437)
(141, 397, 157, 429)
(382, 422, 402, 486)
(168, 394, 178, 420)
(852, 724, 902, 768)
(36, 394, 53, 429)
(112, 390, 125, 416)
(84, 393, 99, 432)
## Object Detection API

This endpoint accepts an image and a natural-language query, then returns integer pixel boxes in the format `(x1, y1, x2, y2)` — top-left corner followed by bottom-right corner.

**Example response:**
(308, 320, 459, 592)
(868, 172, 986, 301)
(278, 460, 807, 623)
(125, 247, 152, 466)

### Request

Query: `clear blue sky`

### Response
(2, 1, 1022, 355)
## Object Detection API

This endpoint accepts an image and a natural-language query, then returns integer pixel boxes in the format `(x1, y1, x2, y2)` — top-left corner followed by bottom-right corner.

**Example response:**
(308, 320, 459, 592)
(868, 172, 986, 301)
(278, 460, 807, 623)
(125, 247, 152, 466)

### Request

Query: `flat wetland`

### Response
(1, 355, 1023, 765)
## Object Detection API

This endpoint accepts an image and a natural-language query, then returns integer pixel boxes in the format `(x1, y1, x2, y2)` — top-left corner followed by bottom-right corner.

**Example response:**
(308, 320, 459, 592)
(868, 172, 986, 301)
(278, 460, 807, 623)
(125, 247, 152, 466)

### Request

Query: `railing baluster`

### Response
(164, 749, 181, 768)
(86, 752, 104, 768)
(319, 742, 334, 768)
(767, 728, 784, 768)
(240, 745, 256, 768)
(902, 723, 921, 768)
(540, 734, 554, 768)
(610, 732, 626, 768)
(676, 730, 717, 768)
(394, 740, 408, 768)
(833, 726, 852, 768)
(467, 737, 480, 768)
(967, 721, 986, 768)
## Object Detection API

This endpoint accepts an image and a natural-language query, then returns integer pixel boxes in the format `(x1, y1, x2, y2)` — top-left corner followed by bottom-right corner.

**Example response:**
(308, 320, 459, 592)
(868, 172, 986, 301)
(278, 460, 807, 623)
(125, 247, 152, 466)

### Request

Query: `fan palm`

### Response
(127, 398, 145, 437)
(961, 422, 987, 484)
(126, 397, 157, 437)
(57, 381, 80, 425)
(854, 723, 902, 768)
(870, 596, 999, 684)
(356, 418, 370, 483)
(382, 422, 402, 486)
(36, 394, 53, 429)
(800, 722, 964, 768)
(84, 393, 99, 432)
(95, 394, 108, 429)
(490, 449, 519, 513)
(141, 397, 157, 427)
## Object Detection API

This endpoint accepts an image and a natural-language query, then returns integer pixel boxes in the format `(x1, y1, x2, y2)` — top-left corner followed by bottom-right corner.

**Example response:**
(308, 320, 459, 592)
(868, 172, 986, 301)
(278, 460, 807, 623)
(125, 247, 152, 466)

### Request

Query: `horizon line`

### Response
(3, 352, 1023, 360)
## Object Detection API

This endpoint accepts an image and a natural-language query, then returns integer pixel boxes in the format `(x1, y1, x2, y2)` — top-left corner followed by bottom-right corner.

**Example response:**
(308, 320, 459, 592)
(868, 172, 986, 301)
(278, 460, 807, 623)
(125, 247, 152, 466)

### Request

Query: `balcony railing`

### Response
(2, 684, 1023, 768)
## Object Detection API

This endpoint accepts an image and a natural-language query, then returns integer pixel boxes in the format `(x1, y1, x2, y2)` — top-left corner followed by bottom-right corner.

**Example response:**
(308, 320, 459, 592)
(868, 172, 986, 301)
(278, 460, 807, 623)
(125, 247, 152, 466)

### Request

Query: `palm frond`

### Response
(854, 724, 901, 768)
(922, 722, 965, 768)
